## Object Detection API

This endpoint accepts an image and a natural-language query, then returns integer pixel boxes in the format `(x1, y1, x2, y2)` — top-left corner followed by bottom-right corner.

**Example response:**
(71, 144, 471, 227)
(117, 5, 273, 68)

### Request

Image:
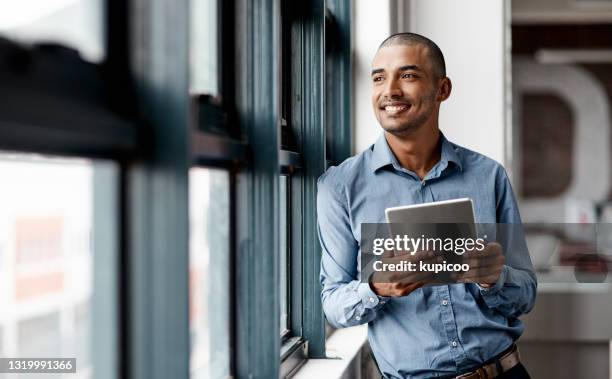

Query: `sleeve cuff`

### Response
(357, 282, 390, 309)
(478, 265, 508, 295)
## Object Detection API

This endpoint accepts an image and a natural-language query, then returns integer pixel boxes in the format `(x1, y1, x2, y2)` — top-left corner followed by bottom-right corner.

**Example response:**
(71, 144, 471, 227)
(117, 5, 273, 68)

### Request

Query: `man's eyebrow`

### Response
(371, 65, 422, 76)
(398, 65, 422, 72)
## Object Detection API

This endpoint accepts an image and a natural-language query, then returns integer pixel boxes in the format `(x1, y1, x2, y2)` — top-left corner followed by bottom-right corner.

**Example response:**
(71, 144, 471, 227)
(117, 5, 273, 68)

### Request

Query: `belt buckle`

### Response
(455, 368, 485, 379)
(455, 373, 472, 379)
(476, 367, 488, 379)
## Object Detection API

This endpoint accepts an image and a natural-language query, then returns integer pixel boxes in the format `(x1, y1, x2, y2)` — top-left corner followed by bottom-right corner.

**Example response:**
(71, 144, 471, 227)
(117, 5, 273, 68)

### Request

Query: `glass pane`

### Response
(190, 0, 219, 95)
(0, 0, 105, 63)
(0, 153, 118, 378)
(279, 175, 290, 336)
(189, 168, 230, 379)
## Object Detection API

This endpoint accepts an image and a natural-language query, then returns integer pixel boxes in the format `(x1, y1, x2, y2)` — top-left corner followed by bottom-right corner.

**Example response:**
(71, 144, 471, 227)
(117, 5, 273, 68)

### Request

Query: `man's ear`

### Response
(437, 77, 452, 102)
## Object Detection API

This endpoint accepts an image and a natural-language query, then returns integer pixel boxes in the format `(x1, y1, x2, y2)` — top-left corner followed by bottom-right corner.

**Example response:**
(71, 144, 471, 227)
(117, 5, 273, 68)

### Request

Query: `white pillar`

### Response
(353, 0, 394, 153)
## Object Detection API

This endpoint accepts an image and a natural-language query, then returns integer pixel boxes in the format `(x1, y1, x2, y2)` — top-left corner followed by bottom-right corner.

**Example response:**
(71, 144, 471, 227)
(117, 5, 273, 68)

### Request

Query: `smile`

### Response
(383, 104, 410, 115)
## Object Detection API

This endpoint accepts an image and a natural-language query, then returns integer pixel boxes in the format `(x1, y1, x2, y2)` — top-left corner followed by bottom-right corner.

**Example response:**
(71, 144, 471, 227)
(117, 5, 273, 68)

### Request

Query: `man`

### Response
(317, 33, 537, 379)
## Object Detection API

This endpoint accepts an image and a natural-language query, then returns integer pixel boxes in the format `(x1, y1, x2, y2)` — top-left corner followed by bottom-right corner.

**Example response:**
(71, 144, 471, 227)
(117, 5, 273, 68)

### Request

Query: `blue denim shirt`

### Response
(317, 133, 537, 379)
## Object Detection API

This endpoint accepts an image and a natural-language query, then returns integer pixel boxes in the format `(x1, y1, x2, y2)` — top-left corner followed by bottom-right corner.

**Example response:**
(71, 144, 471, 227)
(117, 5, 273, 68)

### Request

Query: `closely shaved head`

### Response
(379, 33, 446, 79)
(370, 32, 452, 137)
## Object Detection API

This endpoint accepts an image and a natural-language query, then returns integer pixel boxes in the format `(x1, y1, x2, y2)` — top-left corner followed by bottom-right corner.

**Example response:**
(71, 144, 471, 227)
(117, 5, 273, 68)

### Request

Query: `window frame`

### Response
(0, 0, 353, 377)
(278, 0, 353, 375)
(0, 0, 132, 377)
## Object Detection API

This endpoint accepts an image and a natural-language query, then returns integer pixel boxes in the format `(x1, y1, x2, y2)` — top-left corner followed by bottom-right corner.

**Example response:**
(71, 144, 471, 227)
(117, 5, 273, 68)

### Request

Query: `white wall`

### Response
(407, 0, 510, 166)
(353, 0, 511, 167)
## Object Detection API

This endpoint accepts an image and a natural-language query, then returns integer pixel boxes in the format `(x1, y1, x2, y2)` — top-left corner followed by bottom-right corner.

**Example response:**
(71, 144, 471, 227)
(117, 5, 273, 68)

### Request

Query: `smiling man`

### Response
(317, 33, 537, 379)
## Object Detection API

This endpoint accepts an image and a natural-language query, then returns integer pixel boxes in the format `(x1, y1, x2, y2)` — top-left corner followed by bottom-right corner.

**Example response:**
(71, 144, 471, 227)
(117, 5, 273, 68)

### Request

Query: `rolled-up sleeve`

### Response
(478, 168, 537, 318)
(317, 169, 388, 328)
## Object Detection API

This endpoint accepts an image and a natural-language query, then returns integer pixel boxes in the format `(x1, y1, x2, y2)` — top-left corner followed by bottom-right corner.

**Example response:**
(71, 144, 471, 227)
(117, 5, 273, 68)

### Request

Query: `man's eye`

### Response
(373, 76, 384, 82)
(402, 73, 417, 79)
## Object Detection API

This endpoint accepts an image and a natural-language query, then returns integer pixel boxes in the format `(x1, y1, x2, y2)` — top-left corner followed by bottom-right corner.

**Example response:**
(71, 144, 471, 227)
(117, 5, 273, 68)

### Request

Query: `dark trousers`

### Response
(497, 363, 531, 379)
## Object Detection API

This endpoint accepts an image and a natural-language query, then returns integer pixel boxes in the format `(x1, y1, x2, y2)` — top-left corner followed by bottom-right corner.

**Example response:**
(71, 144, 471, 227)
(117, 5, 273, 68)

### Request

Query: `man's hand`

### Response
(454, 242, 505, 287)
(369, 251, 438, 297)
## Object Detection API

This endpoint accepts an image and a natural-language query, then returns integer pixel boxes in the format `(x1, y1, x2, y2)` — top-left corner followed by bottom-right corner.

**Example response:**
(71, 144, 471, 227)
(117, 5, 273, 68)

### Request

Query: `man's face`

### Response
(371, 44, 442, 136)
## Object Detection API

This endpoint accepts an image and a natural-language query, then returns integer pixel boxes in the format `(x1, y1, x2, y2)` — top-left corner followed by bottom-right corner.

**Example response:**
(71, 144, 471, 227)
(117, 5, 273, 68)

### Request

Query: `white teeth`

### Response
(384, 105, 408, 113)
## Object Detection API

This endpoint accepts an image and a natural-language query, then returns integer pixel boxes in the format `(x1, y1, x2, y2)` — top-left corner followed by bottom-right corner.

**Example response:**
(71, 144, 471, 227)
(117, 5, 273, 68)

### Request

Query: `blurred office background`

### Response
(0, 0, 611, 378)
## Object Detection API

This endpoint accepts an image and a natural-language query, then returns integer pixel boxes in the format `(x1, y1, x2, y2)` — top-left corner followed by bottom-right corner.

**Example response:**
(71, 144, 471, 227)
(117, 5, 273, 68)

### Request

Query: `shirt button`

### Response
(369, 297, 375, 303)
(451, 341, 458, 347)
(421, 180, 426, 186)
(356, 316, 361, 321)
(442, 300, 449, 306)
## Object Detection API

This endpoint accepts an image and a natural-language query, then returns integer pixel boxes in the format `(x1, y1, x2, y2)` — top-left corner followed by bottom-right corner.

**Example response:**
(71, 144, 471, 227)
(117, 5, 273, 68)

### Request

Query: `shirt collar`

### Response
(369, 132, 463, 174)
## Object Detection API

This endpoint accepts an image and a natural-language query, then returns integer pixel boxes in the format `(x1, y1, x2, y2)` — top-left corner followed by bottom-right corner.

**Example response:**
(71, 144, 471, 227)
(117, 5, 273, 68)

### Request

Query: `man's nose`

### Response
(382, 76, 402, 98)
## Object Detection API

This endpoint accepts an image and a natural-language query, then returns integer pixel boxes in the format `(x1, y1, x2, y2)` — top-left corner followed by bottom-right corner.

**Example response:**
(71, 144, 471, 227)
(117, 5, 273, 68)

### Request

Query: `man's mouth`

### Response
(381, 103, 410, 116)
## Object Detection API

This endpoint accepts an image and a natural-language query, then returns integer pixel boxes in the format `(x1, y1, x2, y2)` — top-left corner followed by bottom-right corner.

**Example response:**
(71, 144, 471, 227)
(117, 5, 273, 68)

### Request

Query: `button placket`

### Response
(436, 286, 465, 364)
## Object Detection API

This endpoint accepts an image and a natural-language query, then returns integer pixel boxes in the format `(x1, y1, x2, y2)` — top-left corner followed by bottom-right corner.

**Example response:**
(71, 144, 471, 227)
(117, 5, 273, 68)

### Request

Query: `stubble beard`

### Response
(381, 92, 437, 138)
(383, 111, 430, 138)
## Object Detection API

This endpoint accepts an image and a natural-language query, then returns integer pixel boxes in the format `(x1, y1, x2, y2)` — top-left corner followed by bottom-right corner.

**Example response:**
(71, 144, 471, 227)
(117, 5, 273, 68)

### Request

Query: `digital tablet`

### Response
(385, 197, 476, 225)
(382, 198, 478, 282)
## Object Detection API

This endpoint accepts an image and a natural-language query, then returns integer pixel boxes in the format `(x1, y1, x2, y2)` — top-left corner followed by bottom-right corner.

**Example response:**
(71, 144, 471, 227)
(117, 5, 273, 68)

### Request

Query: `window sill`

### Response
(292, 324, 368, 379)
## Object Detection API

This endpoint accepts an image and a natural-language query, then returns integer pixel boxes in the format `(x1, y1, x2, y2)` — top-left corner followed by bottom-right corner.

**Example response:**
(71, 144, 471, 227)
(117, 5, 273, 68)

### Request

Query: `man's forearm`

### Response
(321, 279, 388, 328)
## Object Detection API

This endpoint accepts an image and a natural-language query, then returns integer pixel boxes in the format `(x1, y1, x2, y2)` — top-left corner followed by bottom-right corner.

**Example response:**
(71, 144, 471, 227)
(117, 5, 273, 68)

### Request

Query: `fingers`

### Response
(381, 247, 395, 259)
(370, 280, 426, 297)
(458, 273, 501, 285)
(453, 244, 505, 283)
(396, 281, 427, 296)
(459, 254, 505, 270)
(454, 260, 504, 283)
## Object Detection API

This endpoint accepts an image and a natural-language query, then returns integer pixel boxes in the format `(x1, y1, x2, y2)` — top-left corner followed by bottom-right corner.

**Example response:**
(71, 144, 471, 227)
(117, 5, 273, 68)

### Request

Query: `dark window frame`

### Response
(0, 0, 352, 377)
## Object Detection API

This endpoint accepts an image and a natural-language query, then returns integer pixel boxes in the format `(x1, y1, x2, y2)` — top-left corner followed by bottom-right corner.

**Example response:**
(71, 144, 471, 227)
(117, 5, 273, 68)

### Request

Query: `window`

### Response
(325, 3, 352, 166)
(0, 154, 118, 378)
(190, 0, 239, 139)
(278, 2, 306, 369)
(189, 168, 231, 379)
(0, 0, 353, 377)
(190, 0, 218, 96)
(323, 0, 352, 341)
(0, 0, 105, 62)
(277, 0, 353, 374)
(0, 0, 136, 158)
(74, 301, 91, 369)
(0, 4, 127, 378)
(279, 175, 290, 336)
(18, 312, 62, 357)
(188, 0, 238, 378)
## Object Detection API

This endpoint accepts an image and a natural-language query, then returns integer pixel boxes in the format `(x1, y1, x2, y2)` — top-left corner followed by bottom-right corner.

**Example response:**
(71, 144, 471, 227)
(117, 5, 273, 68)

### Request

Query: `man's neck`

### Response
(385, 126, 441, 180)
